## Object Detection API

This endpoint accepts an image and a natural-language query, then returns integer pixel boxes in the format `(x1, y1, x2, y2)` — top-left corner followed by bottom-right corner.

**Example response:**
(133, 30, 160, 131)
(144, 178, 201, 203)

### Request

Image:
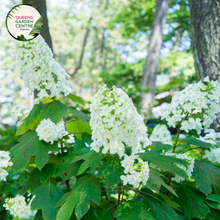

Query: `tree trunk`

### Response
(189, 0, 220, 82)
(23, 0, 53, 105)
(23, 0, 53, 51)
(169, 26, 184, 79)
(189, 0, 220, 132)
(141, 0, 170, 118)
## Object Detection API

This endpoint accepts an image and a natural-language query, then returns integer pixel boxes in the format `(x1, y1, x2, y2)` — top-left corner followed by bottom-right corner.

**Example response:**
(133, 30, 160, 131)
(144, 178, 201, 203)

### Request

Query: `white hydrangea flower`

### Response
(10, 104, 30, 126)
(0, 151, 13, 181)
(204, 148, 220, 163)
(36, 118, 68, 144)
(150, 124, 173, 145)
(3, 195, 36, 219)
(15, 35, 73, 102)
(165, 152, 195, 183)
(90, 85, 151, 157)
(120, 154, 150, 188)
(66, 134, 75, 144)
(0, 168, 8, 181)
(161, 77, 220, 135)
(199, 129, 220, 145)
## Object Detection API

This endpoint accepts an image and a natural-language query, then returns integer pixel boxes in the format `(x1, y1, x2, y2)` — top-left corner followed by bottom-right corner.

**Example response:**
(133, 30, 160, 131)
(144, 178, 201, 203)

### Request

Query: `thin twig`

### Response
(166, 121, 182, 195)
(124, 186, 160, 201)
(101, 188, 118, 193)
(63, 132, 83, 137)
(118, 182, 121, 205)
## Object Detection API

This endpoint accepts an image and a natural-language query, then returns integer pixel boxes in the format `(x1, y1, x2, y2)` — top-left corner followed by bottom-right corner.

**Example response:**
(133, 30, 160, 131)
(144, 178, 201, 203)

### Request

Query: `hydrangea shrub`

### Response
(2, 35, 220, 220)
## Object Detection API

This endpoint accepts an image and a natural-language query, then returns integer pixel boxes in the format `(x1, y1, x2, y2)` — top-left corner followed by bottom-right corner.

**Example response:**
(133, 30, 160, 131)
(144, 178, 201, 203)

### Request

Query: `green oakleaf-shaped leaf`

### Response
(182, 138, 212, 148)
(67, 93, 85, 105)
(19, 168, 41, 194)
(40, 163, 57, 183)
(10, 131, 58, 172)
(77, 151, 103, 175)
(15, 117, 40, 136)
(206, 194, 220, 204)
(147, 169, 178, 197)
(141, 188, 182, 220)
(56, 174, 101, 220)
(56, 160, 82, 180)
(159, 194, 182, 212)
(140, 152, 189, 178)
(26, 102, 42, 126)
(39, 100, 67, 124)
(152, 141, 173, 152)
(177, 185, 210, 219)
(115, 201, 154, 220)
(69, 107, 90, 124)
(192, 161, 220, 195)
(97, 156, 123, 189)
(31, 183, 64, 220)
(66, 119, 91, 139)
(15, 120, 31, 136)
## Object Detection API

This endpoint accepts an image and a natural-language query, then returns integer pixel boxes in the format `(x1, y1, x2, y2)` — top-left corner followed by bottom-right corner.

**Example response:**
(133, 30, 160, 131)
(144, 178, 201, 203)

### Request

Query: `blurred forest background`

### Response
(0, 0, 195, 125)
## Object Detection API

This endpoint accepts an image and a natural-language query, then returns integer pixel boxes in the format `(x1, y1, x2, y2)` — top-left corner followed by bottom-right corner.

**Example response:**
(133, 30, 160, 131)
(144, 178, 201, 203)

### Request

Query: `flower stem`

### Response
(118, 182, 121, 204)
(167, 121, 182, 195)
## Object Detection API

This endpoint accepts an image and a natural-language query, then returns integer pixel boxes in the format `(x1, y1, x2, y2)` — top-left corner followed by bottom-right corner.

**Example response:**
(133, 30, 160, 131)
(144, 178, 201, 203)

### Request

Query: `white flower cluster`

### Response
(200, 129, 220, 145)
(0, 151, 13, 181)
(90, 85, 151, 187)
(120, 154, 150, 188)
(15, 35, 73, 103)
(10, 104, 30, 126)
(204, 148, 220, 164)
(3, 195, 36, 219)
(90, 85, 151, 156)
(36, 118, 68, 144)
(165, 152, 195, 183)
(161, 77, 220, 135)
(150, 124, 173, 145)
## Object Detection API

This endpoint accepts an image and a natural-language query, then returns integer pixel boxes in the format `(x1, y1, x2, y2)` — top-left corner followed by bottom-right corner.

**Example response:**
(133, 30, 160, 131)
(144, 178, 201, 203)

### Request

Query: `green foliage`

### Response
(26, 102, 42, 126)
(140, 151, 189, 177)
(69, 107, 90, 124)
(56, 174, 101, 220)
(183, 138, 212, 148)
(147, 169, 177, 197)
(114, 201, 154, 220)
(66, 120, 91, 139)
(192, 161, 220, 195)
(40, 100, 67, 124)
(97, 155, 123, 189)
(10, 130, 58, 172)
(176, 185, 210, 219)
(67, 94, 85, 105)
(31, 182, 64, 220)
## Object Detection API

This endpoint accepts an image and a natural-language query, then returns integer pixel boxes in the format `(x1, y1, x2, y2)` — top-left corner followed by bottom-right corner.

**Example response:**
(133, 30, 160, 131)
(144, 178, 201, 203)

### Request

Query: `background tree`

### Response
(141, 0, 170, 118)
(22, 0, 53, 51)
(189, 0, 220, 82)
(189, 0, 220, 131)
